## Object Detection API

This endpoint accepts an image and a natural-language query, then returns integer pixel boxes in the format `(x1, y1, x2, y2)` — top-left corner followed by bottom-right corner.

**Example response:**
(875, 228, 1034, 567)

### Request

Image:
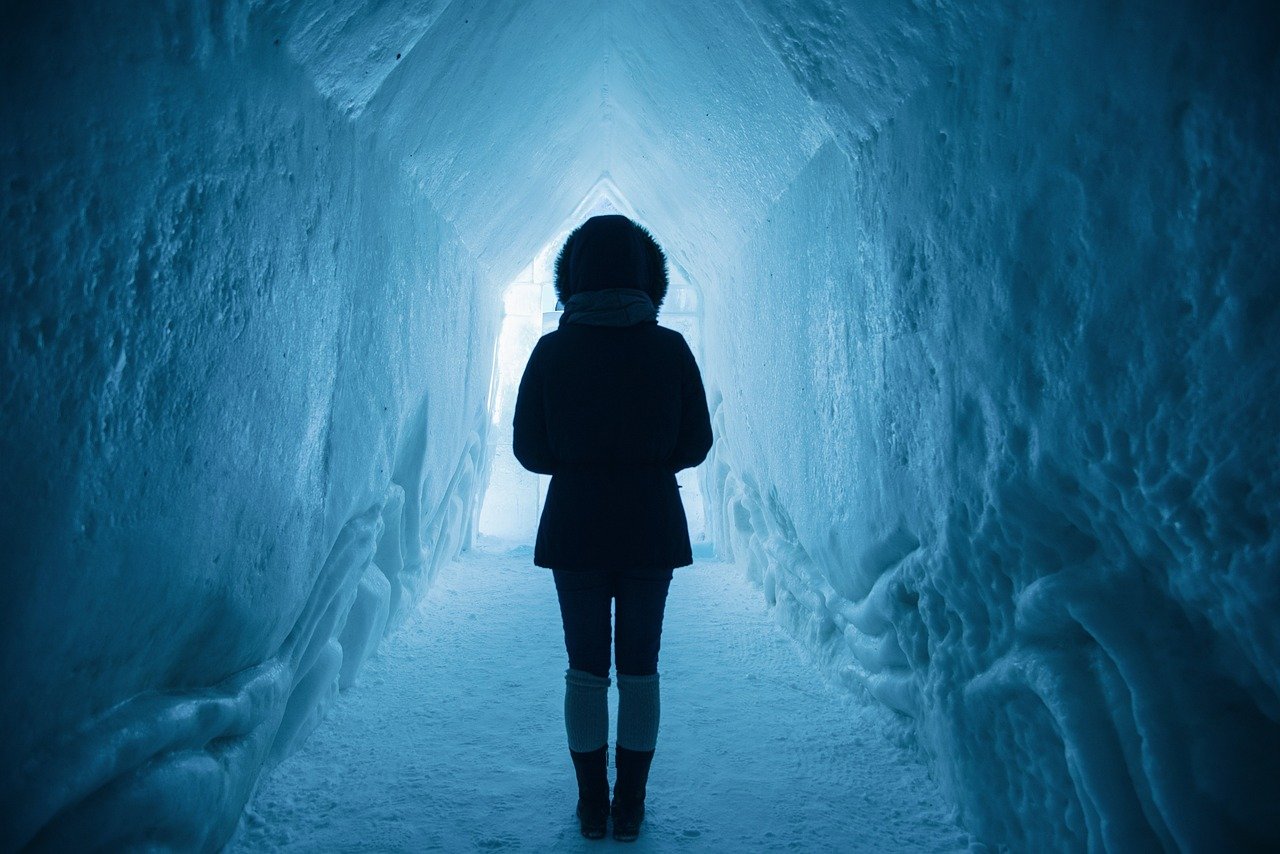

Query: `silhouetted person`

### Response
(513, 214, 713, 841)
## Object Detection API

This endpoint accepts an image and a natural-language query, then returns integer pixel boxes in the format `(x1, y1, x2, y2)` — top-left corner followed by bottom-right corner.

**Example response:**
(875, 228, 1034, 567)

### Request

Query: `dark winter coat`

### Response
(512, 215, 713, 572)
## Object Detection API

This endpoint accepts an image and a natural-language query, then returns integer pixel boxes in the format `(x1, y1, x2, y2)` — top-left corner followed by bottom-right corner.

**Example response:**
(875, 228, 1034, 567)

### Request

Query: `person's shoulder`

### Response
(651, 324, 694, 353)
(649, 324, 687, 344)
(523, 329, 564, 365)
(533, 328, 565, 350)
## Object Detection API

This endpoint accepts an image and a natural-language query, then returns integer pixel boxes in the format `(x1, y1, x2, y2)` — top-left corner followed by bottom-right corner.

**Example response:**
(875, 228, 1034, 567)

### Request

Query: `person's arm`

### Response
(669, 337, 713, 472)
(513, 340, 559, 475)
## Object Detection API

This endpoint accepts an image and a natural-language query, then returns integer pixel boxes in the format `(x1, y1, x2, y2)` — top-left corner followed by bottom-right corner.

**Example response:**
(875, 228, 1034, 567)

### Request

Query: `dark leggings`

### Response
(552, 569, 674, 678)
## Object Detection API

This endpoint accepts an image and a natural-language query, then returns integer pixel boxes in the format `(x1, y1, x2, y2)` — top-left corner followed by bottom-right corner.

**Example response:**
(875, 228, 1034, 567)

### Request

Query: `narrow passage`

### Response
(232, 550, 966, 852)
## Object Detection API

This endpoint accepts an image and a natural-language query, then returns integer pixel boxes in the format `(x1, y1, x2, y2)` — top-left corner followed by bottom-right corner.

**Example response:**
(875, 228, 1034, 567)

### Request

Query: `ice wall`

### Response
(0, 5, 496, 848)
(703, 1, 1280, 850)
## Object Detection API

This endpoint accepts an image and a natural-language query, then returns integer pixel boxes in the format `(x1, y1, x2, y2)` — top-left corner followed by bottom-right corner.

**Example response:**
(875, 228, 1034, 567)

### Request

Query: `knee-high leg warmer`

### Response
(564, 669, 611, 753)
(616, 672, 660, 752)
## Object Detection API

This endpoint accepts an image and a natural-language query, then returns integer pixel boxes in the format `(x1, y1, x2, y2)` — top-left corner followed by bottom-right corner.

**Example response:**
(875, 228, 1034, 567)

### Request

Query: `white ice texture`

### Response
(2, 0, 1278, 850)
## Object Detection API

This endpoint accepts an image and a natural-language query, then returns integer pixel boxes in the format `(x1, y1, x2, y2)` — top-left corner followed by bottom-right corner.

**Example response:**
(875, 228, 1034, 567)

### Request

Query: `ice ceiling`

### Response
(2, 0, 1277, 851)
(274, 0, 838, 286)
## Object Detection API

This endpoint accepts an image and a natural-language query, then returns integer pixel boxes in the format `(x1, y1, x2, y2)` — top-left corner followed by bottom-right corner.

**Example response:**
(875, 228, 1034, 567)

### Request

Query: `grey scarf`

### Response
(559, 288, 657, 327)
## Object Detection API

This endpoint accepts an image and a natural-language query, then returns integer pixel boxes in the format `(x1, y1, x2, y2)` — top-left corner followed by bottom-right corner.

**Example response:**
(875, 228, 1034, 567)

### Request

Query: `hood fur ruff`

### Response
(554, 214, 669, 308)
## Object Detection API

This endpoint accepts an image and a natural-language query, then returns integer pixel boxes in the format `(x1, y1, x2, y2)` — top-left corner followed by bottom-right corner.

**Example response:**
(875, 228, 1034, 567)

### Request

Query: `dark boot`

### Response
(569, 747, 609, 839)
(611, 746, 655, 842)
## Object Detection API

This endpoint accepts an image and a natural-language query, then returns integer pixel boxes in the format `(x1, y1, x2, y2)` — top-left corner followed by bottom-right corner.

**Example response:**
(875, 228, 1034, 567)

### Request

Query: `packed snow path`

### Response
(232, 549, 966, 852)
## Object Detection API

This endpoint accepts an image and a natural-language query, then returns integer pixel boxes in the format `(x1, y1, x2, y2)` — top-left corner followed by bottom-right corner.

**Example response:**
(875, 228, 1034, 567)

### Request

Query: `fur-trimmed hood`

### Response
(553, 214, 669, 308)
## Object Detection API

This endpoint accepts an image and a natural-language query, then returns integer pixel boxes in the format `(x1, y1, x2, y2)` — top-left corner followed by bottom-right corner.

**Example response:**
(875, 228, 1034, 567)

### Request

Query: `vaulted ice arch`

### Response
(269, 0, 836, 285)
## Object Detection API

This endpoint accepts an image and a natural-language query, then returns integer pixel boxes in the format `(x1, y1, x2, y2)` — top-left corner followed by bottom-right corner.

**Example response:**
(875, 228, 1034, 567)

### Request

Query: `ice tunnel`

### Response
(2, 0, 1278, 850)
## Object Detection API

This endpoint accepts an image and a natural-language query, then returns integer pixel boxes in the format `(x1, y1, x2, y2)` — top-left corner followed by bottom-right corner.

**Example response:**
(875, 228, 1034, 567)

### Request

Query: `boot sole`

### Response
(577, 804, 609, 840)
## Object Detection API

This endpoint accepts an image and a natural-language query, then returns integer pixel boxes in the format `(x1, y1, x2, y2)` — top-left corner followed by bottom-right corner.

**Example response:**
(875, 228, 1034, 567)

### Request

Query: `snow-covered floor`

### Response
(231, 549, 966, 852)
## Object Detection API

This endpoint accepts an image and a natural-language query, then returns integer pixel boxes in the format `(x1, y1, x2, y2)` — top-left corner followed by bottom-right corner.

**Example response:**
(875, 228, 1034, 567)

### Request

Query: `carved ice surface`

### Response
(2, 0, 1277, 851)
